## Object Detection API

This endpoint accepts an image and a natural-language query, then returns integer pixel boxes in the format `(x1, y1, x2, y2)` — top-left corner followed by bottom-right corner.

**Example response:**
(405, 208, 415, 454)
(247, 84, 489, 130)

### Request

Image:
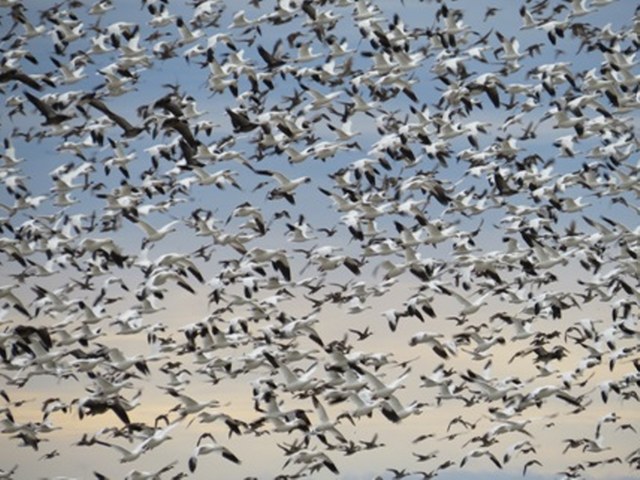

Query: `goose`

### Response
(283, 448, 339, 476)
(308, 395, 347, 443)
(409, 331, 456, 360)
(94, 438, 148, 463)
(516, 385, 583, 411)
(226, 201, 265, 228)
(293, 41, 322, 63)
(200, 322, 245, 351)
(49, 161, 94, 196)
(338, 390, 384, 421)
(2, 172, 28, 202)
(457, 331, 506, 358)
(379, 393, 425, 423)
(102, 139, 136, 178)
(325, 35, 354, 59)
(523, 459, 543, 476)
(535, 18, 570, 46)
(495, 31, 524, 64)
(268, 315, 321, 344)
(131, 218, 179, 247)
(582, 216, 621, 244)
(419, 363, 454, 389)
(422, 222, 459, 246)
(86, 96, 146, 138)
(245, 247, 292, 281)
(89, 33, 116, 56)
(1, 138, 23, 167)
(345, 296, 371, 315)
(13, 329, 66, 369)
(137, 416, 180, 452)
(568, 0, 594, 18)
(124, 461, 177, 480)
(147, 3, 175, 27)
(556, 196, 591, 213)
(48, 13, 84, 47)
(449, 290, 492, 316)
(502, 439, 537, 465)
(382, 308, 407, 332)
(0, 465, 17, 479)
(581, 431, 611, 454)
(223, 106, 258, 133)
(412, 449, 440, 463)
(50, 56, 86, 85)
(363, 367, 410, 399)
(354, 434, 384, 455)
(335, 366, 368, 393)
(249, 167, 311, 205)
(137, 267, 196, 299)
(188, 411, 248, 438)
(531, 241, 574, 269)
(0, 284, 30, 317)
(264, 351, 320, 393)
(175, 16, 204, 46)
(105, 347, 151, 375)
(23, 91, 74, 126)
(145, 252, 204, 284)
(282, 145, 313, 164)
(168, 391, 220, 419)
(362, 238, 402, 258)
(87, 373, 134, 396)
(460, 448, 502, 469)
(252, 392, 311, 434)
(228, 9, 262, 30)
(502, 315, 535, 341)
(553, 134, 580, 158)
(518, 5, 539, 30)
(286, 215, 317, 243)
(110, 313, 148, 336)
(190, 166, 241, 190)
(159, 365, 191, 391)
(489, 419, 534, 441)
(10, 427, 49, 451)
(188, 432, 241, 473)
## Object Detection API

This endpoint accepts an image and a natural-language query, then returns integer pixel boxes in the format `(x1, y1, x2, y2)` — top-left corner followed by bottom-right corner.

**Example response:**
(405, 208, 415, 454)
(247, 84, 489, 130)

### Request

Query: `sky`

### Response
(0, 0, 639, 479)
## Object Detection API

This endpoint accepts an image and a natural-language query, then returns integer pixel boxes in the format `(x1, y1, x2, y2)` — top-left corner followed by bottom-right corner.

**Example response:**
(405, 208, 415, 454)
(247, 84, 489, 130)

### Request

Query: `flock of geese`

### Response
(0, 0, 639, 478)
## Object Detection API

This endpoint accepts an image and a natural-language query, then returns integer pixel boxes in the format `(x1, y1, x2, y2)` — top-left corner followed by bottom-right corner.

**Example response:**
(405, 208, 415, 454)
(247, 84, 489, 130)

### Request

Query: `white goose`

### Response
(188, 432, 241, 473)
(132, 218, 180, 248)
(308, 395, 347, 443)
(379, 393, 425, 423)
